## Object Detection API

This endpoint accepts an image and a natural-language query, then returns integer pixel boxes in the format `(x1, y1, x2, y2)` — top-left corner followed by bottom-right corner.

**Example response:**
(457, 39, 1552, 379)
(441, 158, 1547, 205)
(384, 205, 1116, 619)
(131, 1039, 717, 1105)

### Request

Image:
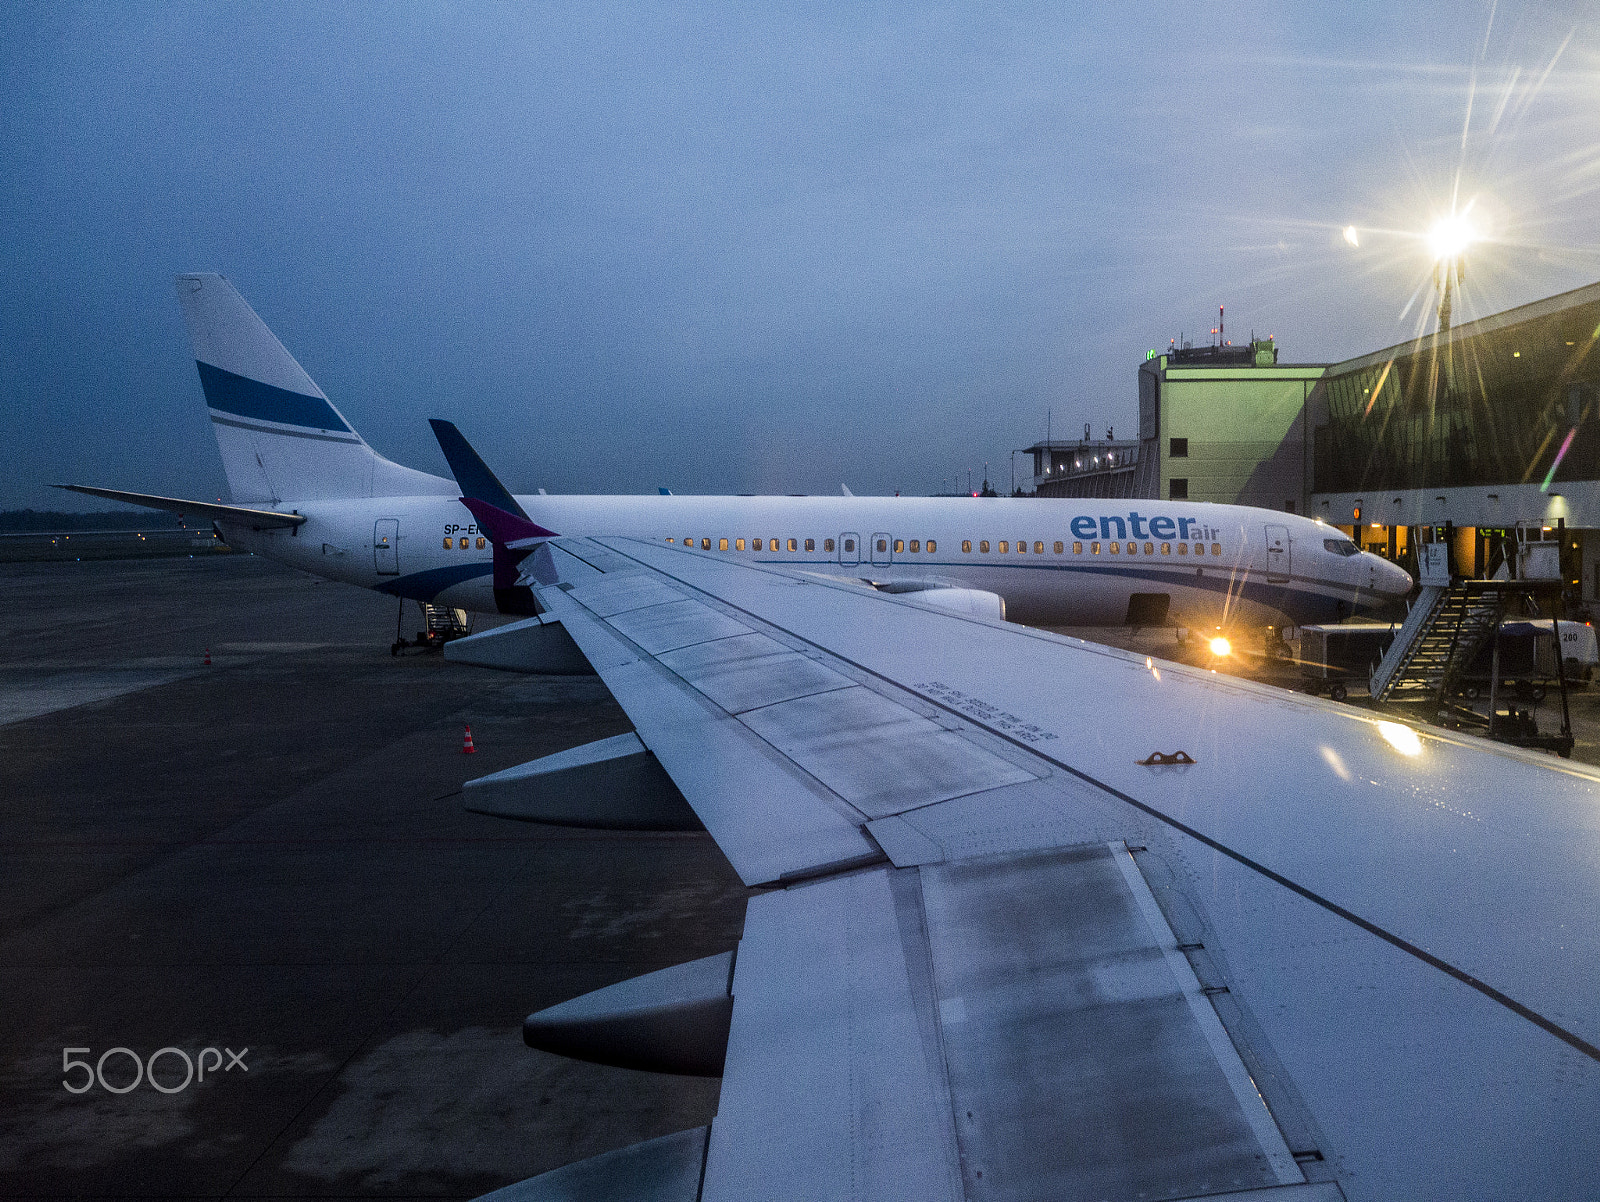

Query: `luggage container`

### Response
(1297, 622, 1398, 701)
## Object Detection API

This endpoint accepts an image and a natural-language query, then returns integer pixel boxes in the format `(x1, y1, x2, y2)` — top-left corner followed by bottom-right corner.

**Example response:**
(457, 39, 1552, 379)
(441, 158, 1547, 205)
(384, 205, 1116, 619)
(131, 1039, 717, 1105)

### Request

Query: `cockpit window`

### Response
(1324, 538, 1361, 557)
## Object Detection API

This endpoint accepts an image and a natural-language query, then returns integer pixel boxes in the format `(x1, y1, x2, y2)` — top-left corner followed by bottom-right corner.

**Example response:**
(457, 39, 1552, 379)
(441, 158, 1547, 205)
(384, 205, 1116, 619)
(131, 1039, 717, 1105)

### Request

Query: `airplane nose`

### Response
(1376, 557, 1413, 596)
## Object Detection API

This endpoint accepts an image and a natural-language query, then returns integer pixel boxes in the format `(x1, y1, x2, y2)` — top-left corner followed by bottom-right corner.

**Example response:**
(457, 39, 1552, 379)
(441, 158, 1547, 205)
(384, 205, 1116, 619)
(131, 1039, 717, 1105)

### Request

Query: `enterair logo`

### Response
(1069, 512, 1220, 541)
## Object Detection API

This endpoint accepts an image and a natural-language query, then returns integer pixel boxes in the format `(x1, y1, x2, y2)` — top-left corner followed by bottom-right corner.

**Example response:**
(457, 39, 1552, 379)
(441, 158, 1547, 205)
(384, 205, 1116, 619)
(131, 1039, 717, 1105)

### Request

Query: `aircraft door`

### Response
(839, 531, 861, 567)
(1264, 523, 1290, 583)
(374, 519, 400, 575)
(870, 532, 893, 567)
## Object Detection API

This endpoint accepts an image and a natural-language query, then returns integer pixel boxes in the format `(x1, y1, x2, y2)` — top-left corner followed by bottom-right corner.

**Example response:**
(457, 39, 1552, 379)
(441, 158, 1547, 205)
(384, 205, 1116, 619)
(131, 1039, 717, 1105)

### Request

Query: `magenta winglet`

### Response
(460, 497, 557, 546)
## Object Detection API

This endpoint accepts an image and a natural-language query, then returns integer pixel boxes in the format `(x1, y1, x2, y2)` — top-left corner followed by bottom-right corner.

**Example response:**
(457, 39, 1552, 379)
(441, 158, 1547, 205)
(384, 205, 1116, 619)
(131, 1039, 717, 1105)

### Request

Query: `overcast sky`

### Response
(2, 1, 1596, 507)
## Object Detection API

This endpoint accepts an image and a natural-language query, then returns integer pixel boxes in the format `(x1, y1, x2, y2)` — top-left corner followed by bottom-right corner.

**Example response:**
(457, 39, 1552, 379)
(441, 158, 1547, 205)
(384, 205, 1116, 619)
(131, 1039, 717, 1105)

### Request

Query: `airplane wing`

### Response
(466, 535, 1600, 1202)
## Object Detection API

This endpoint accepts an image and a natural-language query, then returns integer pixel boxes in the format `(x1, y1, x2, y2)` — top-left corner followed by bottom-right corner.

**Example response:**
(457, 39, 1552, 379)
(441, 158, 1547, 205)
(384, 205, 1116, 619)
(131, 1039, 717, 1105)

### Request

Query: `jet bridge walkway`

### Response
(1369, 577, 1573, 757)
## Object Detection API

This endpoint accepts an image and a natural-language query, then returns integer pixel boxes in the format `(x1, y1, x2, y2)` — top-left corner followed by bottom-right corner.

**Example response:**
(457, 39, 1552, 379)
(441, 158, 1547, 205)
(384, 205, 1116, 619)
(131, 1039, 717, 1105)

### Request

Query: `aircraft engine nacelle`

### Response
(905, 587, 1006, 621)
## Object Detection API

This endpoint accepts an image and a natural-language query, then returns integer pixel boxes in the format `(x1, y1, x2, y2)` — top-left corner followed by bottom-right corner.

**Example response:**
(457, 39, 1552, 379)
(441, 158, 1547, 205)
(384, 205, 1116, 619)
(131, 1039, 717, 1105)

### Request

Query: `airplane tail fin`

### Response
(174, 274, 454, 503)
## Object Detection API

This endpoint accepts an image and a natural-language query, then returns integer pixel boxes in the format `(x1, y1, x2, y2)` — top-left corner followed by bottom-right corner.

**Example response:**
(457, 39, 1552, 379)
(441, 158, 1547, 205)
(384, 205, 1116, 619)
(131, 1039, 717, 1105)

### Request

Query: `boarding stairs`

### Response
(391, 602, 473, 655)
(1367, 582, 1503, 703)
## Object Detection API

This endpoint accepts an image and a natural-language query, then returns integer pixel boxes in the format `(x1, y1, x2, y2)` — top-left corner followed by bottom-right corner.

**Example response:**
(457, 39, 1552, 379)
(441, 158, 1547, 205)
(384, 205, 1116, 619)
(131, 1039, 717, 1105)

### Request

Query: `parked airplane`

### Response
(63, 274, 1411, 629)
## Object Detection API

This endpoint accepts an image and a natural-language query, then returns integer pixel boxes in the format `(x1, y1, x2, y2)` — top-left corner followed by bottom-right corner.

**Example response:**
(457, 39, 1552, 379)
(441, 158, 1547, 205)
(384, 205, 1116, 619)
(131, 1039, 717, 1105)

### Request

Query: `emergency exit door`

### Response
(870, 532, 893, 567)
(1264, 524, 1290, 583)
(838, 531, 861, 567)
(374, 519, 400, 575)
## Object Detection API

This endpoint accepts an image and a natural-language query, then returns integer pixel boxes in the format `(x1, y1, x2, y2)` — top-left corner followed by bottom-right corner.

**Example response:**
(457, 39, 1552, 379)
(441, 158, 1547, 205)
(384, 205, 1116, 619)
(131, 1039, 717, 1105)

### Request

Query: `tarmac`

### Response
(0, 555, 743, 1199)
(6, 555, 1600, 1199)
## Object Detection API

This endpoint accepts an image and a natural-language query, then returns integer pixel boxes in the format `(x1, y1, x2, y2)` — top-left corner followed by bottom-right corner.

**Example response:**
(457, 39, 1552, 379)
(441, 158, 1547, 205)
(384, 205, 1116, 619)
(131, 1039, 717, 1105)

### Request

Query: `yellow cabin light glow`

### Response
(1208, 636, 1232, 657)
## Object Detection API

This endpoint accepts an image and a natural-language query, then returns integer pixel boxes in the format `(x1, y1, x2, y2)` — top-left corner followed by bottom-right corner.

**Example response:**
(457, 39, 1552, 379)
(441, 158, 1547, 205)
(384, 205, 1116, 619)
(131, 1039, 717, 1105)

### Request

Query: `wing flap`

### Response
(705, 845, 1308, 1201)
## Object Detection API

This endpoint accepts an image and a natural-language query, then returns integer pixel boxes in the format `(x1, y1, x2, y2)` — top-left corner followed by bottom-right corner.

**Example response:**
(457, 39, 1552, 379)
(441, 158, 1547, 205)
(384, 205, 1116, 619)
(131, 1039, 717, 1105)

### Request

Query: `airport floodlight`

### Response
(1427, 213, 1475, 262)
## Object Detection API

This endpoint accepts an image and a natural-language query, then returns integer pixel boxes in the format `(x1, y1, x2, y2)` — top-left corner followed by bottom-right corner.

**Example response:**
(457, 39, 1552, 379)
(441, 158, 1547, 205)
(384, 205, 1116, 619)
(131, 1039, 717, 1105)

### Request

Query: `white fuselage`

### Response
(221, 494, 1411, 628)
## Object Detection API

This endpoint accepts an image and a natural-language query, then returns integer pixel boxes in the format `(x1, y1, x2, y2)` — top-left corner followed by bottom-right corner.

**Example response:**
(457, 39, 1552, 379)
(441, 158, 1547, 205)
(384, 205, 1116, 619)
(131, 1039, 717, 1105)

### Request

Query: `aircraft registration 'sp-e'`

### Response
(63, 274, 1411, 631)
(443, 534, 1600, 1201)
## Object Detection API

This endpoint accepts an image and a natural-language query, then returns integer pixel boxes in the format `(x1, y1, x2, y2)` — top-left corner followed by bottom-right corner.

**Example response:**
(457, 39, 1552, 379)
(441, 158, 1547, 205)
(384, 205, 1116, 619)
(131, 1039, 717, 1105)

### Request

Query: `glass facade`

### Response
(1315, 290, 1600, 494)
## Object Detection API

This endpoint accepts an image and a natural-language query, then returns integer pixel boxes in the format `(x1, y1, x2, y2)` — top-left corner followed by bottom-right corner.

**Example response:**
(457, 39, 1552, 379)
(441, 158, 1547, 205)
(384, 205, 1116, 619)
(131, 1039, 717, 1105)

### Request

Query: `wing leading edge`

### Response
(466, 535, 1600, 1201)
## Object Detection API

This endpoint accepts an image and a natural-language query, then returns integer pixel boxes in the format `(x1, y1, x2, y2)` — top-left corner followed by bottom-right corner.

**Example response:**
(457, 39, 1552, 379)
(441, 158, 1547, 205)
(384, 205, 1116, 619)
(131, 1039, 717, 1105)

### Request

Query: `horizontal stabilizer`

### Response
(474, 1127, 708, 1202)
(523, 951, 734, 1076)
(55, 485, 306, 529)
(443, 615, 594, 674)
(463, 732, 702, 830)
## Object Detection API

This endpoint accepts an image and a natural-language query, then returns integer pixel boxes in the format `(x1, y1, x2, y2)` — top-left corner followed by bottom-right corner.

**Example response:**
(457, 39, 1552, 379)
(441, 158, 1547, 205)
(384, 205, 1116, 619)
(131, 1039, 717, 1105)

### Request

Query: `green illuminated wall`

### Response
(1138, 357, 1327, 509)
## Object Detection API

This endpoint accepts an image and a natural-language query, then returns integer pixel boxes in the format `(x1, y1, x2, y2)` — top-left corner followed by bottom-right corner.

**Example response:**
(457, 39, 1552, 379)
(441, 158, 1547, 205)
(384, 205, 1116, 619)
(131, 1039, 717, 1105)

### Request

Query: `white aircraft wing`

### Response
(486, 535, 1600, 1202)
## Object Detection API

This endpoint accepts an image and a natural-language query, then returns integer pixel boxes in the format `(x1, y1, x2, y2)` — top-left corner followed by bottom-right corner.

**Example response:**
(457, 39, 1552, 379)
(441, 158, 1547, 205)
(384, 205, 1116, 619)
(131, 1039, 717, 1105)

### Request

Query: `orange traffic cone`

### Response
(462, 725, 476, 754)
(203, 648, 212, 666)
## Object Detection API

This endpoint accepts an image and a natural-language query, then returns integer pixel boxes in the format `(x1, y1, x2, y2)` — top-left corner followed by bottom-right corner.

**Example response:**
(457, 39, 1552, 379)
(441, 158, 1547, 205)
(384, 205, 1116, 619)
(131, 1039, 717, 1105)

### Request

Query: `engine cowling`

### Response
(902, 587, 1006, 621)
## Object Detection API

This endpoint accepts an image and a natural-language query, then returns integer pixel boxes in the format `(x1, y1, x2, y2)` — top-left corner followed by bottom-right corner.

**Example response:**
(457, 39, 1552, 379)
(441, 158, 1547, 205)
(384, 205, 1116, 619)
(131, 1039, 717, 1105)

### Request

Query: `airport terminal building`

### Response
(1027, 280, 1600, 605)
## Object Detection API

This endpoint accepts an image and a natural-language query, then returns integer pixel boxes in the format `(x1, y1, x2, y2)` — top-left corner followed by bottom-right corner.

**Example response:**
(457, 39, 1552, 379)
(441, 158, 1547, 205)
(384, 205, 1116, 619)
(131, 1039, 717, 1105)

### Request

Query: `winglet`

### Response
(428, 419, 558, 609)
(428, 419, 532, 521)
(840, 484, 854, 497)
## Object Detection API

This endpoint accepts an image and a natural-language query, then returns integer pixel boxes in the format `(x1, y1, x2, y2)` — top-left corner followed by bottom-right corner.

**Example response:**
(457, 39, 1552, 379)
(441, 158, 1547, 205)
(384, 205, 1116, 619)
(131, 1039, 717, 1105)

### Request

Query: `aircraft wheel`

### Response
(1329, 682, 1348, 702)
(1532, 684, 1547, 702)
(1464, 684, 1480, 700)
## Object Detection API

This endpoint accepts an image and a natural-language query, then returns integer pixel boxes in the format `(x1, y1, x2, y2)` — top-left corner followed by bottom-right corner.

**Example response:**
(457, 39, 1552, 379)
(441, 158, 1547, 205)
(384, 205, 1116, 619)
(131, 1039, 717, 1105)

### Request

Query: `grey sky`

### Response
(3, 1, 1596, 507)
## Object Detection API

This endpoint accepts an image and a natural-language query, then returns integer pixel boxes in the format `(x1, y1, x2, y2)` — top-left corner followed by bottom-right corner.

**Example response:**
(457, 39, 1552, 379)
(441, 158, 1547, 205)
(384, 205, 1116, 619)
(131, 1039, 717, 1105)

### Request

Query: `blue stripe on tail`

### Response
(196, 361, 351, 432)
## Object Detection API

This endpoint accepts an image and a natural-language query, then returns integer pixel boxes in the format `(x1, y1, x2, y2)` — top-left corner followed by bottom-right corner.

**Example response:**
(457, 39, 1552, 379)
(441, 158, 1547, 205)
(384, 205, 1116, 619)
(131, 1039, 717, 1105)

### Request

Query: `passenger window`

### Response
(1053, 541, 1063, 554)
(844, 538, 854, 551)
(1072, 541, 1082, 554)
(684, 535, 693, 546)
(877, 539, 887, 552)
(477, 537, 486, 549)
(771, 536, 779, 550)
(753, 538, 762, 550)
(1126, 542, 1135, 554)
(719, 538, 729, 551)
(962, 540, 972, 553)
(666, 537, 674, 543)
(1211, 543, 1221, 556)
(805, 538, 814, 551)
(1110, 541, 1120, 554)
(980, 540, 990, 553)
(1161, 542, 1170, 554)
(1016, 539, 1026, 553)
(998, 541, 1009, 553)
(1034, 541, 1044, 554)
(894, 539, 904, 553)
(1177, 542, 1187, 555)
(458, 537, 468, 549)
(1193, 543, 1203, 555)
(701, 538, 711, 550)
(443, 537, 452, 549)
(1091, 542, 1101, 554)
(788, 538, 798, 552)
(1143, 542, 1153, 555)
(736, 538, 746, 550)
(926, 540, 936, 552)
(824, 538, 834, 552)
(909, 540, 920, 553)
